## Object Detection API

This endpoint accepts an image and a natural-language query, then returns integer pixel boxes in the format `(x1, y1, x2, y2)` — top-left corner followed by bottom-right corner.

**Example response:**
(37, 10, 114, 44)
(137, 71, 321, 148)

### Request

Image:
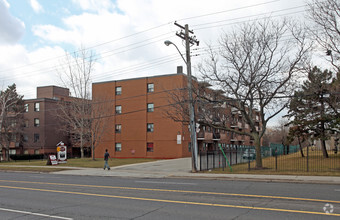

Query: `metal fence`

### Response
(199, 144, 340, 173)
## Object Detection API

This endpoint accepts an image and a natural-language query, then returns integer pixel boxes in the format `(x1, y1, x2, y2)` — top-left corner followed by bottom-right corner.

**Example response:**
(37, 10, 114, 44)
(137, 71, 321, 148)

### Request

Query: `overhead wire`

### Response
(0, 1, 304, 79)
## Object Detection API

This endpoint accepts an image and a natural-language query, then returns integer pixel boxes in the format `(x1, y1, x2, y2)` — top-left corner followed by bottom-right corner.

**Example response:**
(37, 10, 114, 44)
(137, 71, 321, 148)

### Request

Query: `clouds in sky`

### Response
(0, 0, 307, 100)
(0, 0, 25, 45)
(29, 0, 43, 13)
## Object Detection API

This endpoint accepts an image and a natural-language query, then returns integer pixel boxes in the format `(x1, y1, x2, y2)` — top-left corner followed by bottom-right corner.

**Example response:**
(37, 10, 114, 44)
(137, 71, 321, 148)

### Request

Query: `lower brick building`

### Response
(20, 86, 71, 157)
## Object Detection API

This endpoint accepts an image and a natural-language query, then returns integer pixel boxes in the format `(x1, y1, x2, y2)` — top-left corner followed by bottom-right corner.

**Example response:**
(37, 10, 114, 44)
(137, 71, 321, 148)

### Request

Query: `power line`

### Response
(178, 0, 281, 21)
(0, 1, 305, 78)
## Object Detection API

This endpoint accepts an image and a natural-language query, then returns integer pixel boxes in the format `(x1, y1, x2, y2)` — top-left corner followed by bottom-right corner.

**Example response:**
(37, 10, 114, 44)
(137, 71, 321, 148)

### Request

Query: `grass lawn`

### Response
(0, 158, 158, 172)
(206, 149, 340, 176)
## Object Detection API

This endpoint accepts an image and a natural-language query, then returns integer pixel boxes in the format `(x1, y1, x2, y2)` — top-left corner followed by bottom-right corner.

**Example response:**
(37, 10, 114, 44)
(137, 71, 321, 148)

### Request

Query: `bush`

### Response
(10, 154, 44, 161)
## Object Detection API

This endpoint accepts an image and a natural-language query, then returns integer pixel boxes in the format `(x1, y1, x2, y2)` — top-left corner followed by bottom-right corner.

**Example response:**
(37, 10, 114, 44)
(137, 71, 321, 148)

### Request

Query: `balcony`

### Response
(230, 121, 238, 128)
(197, 130, 213, 140)
(230, 135, 245, 142)
(213, 132, 220, 140)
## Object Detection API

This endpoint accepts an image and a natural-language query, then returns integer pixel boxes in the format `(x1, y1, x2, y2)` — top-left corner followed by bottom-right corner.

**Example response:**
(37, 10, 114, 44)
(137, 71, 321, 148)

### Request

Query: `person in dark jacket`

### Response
(104, 149, 111, 170)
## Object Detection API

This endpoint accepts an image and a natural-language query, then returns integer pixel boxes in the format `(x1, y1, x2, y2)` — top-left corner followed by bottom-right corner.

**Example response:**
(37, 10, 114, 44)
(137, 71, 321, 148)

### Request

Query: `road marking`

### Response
(1, 179, 339, 205)
(0, 207, 73, 220)
(135, 180, 197, 185)
(0, 185, 339, 217)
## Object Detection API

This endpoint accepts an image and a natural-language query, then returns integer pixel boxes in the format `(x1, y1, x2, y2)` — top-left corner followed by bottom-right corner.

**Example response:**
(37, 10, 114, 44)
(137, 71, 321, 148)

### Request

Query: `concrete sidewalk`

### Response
(50, 158, 340, 185)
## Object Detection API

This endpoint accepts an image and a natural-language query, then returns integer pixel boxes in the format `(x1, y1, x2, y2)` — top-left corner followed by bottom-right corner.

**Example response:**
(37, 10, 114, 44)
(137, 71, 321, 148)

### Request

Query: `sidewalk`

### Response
(50, 158, 340, 185)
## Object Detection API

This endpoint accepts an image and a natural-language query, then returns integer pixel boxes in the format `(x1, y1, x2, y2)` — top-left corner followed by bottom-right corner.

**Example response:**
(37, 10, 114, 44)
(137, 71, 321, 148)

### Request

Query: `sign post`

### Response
(56, 141, 67, 163)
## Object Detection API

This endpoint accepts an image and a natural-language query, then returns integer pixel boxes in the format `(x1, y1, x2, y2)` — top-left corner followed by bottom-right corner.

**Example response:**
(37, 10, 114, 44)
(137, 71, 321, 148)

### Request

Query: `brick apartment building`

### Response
(19, 86, 71, 156)
(93, 72, 192, 159)
(93, 69, 260, 159)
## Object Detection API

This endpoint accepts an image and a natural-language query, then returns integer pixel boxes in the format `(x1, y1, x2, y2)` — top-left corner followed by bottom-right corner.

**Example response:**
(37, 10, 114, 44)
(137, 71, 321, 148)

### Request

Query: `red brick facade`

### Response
(93, 73, 261, 159)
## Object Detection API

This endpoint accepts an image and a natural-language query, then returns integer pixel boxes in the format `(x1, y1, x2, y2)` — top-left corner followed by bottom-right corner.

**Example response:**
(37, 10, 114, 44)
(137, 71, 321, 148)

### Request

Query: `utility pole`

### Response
(174, 22, 199, 172)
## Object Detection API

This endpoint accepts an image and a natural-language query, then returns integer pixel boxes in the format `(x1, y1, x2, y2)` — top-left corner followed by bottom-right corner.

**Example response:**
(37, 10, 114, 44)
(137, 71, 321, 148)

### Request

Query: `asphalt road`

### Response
(0, 171, 339, 219)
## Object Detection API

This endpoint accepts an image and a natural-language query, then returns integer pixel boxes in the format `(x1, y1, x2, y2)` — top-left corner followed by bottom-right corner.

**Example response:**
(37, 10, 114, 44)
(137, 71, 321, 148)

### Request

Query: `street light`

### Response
(164, 40, 199, 172)
(164, 40, 186, 64)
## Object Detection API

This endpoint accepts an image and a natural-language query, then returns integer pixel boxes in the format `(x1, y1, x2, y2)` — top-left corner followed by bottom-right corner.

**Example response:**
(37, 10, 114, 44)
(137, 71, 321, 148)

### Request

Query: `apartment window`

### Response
(34, 118, 40, 127)
(24, 104, 29, 112)
(115, 105, 122, 114)
(24, 150, 29, 155)
(147, 103, 154, 112)
(24, 120, 29, 128)
(9, 149, 16, 155)
(115, 86, 122, 95)
(34, 133, 40, 143)
(147, 143, 154, 152)
(147, 123, 154, 132)
(115, 124, 122, 133)
(115, 143, 122, 152)
(34, 102, 40, 112)
(10, 134, 16, 142)
(34, 149, 40, 154)
(147, 83, 154, 93)
(23, 134, 28, 142)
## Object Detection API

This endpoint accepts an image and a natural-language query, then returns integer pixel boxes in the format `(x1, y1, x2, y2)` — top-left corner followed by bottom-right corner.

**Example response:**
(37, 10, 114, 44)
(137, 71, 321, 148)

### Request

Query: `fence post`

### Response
(199, 151, 201, 171)
(275, 148, 278, 171)
(307, 145, 309, 172)
(207, 151, 209, 170)
(213, 151, 215, 169)
(248, 146, 250, 171)
(235, 145, 238, 164)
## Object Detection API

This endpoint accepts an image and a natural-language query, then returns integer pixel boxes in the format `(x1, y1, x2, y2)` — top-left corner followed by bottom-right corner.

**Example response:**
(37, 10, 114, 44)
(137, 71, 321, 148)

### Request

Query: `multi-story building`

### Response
(93, 68, 260, 159)
(19, 86, 71, 156)
(92, 70, 192, 159)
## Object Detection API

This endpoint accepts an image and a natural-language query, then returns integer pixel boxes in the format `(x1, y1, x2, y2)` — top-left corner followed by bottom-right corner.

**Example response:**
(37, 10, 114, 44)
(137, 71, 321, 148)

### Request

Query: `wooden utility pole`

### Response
(174, 22, 199, 172)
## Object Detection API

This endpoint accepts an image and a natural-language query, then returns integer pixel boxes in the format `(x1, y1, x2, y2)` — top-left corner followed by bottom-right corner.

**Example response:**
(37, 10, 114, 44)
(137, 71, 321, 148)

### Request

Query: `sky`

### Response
(0, 0, 306, 99)
(0, 0, 308, 125)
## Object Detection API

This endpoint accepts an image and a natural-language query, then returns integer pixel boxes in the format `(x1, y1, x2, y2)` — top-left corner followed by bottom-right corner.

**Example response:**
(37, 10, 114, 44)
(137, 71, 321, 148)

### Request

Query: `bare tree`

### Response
(307, 0, 340, 71)
(0, 84, 24, 161)
(90, 96, 113, 160)
(198, 18, 312, 168)
(57, 48, 94, 158)
(164, 86, 190, 124)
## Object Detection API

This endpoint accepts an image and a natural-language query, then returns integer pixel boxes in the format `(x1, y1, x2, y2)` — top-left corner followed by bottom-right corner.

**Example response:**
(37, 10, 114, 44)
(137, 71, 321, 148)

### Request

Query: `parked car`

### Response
(242, 149, 256, 160)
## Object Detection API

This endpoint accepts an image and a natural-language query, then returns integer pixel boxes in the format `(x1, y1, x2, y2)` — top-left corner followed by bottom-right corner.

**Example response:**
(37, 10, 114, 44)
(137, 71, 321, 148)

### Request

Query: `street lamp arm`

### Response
(164, 40, 187, 64)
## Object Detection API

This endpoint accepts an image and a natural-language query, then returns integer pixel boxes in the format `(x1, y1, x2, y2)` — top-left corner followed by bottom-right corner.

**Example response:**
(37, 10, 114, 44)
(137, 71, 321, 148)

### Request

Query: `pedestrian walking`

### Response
(104, 149, 111, 170)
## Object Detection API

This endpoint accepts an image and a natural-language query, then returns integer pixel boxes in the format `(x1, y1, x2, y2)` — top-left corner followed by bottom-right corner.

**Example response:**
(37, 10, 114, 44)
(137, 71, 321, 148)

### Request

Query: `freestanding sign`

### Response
(57, 141, 67, 163)
(47, 155, 58, 165)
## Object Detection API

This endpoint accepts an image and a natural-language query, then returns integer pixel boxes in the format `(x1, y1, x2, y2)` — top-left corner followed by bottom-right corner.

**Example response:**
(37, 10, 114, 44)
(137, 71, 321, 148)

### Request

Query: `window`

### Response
(147, 103, 154, 112)
(9, 149, 16, 155)
(10, 134, 16, 142)
(34, 149, 40, 154)
(115, 86, 122, 95)
(23, 134, 28, 142)
(115, 105, 122, 114)
(115, 143, 122, 152)
(147, 143, 154, 152)
(24, 120, 29, 128)
(147, 123, 154, 132)
(24, 150, 28, 155)
(34, 102, 40, 112)
(34, 133, 40, 143)
(34, 118, 40, 127)
(115, 124, 121, 133)
(24, 104, 29, 112)
(147, 83, 154, 93)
